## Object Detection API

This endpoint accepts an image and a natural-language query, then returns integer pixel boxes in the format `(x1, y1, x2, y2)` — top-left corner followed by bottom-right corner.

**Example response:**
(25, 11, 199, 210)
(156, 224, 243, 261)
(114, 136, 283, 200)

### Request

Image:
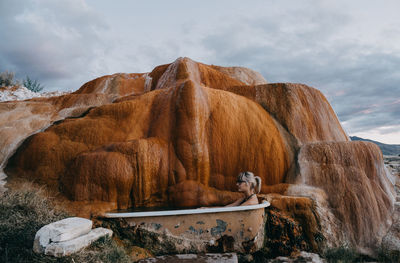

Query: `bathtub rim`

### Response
(104, 201, 270, 218)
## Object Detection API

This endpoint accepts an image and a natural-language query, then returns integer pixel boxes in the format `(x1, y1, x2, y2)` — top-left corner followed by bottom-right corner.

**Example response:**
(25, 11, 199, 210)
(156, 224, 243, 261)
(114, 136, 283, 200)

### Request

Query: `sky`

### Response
(0, 0, 399, 144)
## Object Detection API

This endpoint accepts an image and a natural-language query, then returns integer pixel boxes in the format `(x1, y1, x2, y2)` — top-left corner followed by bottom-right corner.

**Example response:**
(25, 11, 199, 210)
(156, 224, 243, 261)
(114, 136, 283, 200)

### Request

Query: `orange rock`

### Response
(1, 57, 395, 255)
(128, 246, 153, 262)
(210, 65, 267, 85)
(295, 141, 395, 253)
(224, 83, 349, 144)
(264, 208, 312, 256)
(74, 73, 149, 97)
(267, 194, 320, 251)
(7, 74, 294, 209)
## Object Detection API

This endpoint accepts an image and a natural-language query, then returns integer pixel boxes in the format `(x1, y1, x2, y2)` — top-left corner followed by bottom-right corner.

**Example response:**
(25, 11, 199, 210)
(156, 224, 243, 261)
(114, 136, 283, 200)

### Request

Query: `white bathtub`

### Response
(103, 201, 270, 254)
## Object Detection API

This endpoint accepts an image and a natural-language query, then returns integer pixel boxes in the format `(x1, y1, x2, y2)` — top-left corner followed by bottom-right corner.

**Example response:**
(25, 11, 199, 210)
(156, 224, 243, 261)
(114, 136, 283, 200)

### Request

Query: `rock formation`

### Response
(1, 57, 395, 255)
(0, 73, 149, 193)
(295, 141, 394, 253)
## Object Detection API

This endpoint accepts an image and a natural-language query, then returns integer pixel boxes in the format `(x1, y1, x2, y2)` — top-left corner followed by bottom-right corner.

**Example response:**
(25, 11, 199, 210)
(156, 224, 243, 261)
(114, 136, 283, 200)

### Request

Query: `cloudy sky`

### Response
(1, 0, 399, 144)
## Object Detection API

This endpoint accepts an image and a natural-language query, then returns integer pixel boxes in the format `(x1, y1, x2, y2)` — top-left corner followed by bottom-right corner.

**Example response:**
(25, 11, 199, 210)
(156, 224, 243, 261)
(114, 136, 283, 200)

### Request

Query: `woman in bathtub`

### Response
(225, 171, 261, 207)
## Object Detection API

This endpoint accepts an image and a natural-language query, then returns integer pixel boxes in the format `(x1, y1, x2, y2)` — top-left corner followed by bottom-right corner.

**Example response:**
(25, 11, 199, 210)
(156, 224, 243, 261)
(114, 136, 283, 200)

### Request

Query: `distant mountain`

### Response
(350, 136, 400, 156)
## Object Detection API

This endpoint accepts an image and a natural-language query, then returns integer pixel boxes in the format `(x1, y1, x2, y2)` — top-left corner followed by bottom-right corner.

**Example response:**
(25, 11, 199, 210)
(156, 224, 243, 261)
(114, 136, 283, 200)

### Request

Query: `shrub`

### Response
(0, 182, 130, 262)
(322, 246, 377, 263)
(0, 71, 16, 87)
(23, 76, 44, 92)
(378, 248, 400, 263)
(323, 246, 358, 263)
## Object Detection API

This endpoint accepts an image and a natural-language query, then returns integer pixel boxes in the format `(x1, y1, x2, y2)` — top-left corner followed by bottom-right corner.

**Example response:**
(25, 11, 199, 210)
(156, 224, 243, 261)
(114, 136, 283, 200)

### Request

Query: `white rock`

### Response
(45, 228, 113, 257)
(33, 217, 92, 253)
(268, 251, 326, 263)
(0, 85, 69, 102)
(138, 253, 238, 263)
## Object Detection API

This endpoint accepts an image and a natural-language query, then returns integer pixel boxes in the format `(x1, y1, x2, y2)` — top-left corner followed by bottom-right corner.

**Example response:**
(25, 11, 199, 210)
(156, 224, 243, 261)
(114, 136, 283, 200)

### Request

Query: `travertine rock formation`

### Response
(2, 57, 395, 254)
(295, 141, 395, 253)
(0, 73, 151, 192)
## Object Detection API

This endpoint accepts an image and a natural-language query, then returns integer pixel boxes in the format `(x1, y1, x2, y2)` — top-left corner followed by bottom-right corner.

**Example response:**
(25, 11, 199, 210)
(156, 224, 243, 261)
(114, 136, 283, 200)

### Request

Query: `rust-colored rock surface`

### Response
(1, 57, 395, 255)
(292, 141, 395, 254)
(74, 73, 151, 96)
(7, 67, 294, 209)
(223, 83, 349, 145)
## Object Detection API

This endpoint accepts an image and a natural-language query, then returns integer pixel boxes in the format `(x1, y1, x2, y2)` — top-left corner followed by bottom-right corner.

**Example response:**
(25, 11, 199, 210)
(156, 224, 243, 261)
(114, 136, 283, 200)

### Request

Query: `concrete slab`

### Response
(45, 227, 113, 257)
(33, 217, 92, 253)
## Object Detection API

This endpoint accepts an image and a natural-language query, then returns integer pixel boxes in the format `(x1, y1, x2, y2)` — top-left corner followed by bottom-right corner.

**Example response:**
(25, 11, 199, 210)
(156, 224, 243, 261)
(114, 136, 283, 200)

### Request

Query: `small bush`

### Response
(323, 246, 358, 263)
(23, 76, 44, 92)
(0, 71, 16, 87)
(0, 182, 131, 262)
(378, 248, 400, 263)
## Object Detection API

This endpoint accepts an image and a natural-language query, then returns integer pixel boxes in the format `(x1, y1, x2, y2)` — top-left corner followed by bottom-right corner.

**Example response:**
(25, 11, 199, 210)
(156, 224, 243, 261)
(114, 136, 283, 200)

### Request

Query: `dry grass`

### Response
(321, 246, 398, 263)
(378, 248, 400, 263)
(0, 181, 130, 262)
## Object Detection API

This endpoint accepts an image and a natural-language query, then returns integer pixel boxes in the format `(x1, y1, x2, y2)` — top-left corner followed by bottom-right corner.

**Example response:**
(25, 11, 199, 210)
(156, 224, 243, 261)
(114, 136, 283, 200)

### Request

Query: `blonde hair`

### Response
(237, 171, 262, 194)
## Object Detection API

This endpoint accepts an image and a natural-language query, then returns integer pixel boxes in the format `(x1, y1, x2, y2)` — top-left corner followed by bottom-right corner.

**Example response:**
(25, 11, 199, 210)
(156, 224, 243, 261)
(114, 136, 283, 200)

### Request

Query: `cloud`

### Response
(0, 0, 398, 142)
(0, 0, 107, 90)
(187, 3, 400, 140)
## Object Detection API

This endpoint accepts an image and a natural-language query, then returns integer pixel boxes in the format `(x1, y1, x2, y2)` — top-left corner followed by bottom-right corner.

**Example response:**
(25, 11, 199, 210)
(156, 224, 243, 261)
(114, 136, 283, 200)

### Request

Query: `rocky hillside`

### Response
(1, 57, 396, 256)
(351, 136, 400, 156)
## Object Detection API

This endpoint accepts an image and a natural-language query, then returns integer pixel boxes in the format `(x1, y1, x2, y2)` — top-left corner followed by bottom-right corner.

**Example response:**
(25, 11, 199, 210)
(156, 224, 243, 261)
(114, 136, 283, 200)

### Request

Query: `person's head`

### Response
(236, 171, 262, 194)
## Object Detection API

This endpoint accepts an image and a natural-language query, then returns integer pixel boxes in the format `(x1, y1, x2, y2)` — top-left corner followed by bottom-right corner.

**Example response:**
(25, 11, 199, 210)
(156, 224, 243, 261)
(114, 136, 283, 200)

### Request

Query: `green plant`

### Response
(0, 71, 16, 87)
(23, 76, 44, 92)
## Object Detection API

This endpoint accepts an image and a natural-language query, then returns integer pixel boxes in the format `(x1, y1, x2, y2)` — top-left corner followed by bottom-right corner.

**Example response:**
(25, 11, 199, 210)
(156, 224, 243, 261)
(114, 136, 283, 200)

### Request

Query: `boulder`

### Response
(44, 227, 113, 257)
(33, 217, 92, 253)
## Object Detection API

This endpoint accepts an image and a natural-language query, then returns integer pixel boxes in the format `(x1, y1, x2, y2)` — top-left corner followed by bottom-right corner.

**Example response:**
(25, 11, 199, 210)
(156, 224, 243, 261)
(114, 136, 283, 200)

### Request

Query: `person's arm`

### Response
(238, 195, 258, 206)
(224, 197, 244, 207)
(198, 196, 246, 209)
